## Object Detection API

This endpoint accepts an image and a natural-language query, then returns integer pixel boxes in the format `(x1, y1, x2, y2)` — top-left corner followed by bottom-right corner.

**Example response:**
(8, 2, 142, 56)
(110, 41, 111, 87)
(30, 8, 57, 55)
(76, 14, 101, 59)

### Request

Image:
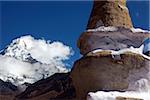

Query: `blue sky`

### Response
(0, 1, 149, 68)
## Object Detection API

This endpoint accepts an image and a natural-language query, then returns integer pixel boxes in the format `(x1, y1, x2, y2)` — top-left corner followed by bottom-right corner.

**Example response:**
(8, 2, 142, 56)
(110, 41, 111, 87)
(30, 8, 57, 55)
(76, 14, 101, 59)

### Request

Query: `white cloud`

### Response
(0, 35, 73, 86)
(5, 35, 73, 64)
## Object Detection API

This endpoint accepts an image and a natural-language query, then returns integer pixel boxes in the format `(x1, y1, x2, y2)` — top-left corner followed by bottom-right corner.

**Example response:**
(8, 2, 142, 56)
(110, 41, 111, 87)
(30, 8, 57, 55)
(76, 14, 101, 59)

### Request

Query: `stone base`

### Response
(71, 51, 150, 99)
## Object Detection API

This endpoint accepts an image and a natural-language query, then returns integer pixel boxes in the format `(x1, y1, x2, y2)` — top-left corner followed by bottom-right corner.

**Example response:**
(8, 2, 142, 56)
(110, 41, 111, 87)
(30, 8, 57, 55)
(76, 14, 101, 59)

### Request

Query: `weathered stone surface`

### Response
(70, 52, 150, 99)
(87, 0, 133, 29)
(78, 27, 149, 55)
(16, 73, 76, 100)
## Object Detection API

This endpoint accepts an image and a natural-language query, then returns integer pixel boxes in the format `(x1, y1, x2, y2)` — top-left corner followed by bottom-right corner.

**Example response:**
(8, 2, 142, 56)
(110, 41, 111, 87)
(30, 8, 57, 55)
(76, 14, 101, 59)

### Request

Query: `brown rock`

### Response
(70, 52, 150, 99)
(0, 79, 20, 100)
(77, 27, 149, 55)
(87, 0, 133, 29)
(116, 96, 143, 100)
(0, 95, 16, 100)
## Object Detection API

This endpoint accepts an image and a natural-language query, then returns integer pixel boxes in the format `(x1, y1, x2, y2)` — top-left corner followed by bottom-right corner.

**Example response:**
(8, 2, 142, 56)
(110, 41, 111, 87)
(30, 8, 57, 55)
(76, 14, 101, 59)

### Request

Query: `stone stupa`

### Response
(71, 0, 150, 99)
(9, 1, 149, 100)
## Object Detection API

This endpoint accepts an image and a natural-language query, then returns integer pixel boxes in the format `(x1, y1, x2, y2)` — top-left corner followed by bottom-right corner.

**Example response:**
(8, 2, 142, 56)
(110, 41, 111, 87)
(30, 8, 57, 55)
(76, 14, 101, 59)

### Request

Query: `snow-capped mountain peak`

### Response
(2, 35, 72, 64)
(0, 35, 73, 86)
(3, 36, 37, 63)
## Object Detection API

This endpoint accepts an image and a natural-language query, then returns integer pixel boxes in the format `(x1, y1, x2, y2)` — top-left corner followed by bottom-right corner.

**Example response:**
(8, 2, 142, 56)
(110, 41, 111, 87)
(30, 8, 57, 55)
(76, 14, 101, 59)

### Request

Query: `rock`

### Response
(70, 51, 150, 99)
(77, 27, 149, 55)
(0, 79, 20, 100)
(16, 73, 75, 100)
(0, 79, 18, 95)
(116, 97, 143, 100)
(86, 0, 133, 29)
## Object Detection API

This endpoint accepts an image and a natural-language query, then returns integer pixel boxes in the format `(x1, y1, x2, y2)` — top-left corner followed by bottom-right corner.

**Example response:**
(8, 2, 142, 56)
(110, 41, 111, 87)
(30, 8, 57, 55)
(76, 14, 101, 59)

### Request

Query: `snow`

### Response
(87, 26, 118, 32)
(91, 49, 103, 54)
(0, 55, 68, 85)
(89, 45, 150, 60)
(131, 28, 150, 33)
(0, 35, 73, 87)
(87, 91, 150, 100)
(4, 35, 73, 64)
(86, 26, 150, 34)
(118, 4, 128, 10)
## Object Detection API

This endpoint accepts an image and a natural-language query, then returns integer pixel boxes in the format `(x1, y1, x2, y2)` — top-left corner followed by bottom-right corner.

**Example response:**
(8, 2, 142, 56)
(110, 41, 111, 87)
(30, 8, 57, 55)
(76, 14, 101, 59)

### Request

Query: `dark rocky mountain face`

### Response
(0, 79, 18, 95)
(0, 73, 76, 100)
(0, 79, 20, 100)
(16, 73, 75, 100)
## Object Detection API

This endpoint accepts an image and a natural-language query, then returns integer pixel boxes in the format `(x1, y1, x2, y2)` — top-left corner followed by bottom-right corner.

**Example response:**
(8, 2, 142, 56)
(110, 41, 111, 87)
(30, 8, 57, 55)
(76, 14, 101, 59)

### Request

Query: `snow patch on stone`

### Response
(87, 26, 118, 32)
(90, 45, 150, 60)
(118, 4, 128, 10)
(86, 26, 150, 33)
(87, 91, 150, 100)
(131, 28, 150, 33)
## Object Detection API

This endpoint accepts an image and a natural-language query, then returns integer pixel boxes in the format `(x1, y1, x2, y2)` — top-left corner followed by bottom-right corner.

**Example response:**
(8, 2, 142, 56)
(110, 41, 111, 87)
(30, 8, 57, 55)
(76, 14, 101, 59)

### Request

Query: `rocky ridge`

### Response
(16, 73, 75, 100)
(0, 79, 20, 100)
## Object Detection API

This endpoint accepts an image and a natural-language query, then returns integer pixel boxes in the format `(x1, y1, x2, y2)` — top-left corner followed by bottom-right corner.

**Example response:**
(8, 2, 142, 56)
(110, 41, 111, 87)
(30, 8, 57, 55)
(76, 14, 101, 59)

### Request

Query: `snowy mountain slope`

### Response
(0, 35, 73, 87)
